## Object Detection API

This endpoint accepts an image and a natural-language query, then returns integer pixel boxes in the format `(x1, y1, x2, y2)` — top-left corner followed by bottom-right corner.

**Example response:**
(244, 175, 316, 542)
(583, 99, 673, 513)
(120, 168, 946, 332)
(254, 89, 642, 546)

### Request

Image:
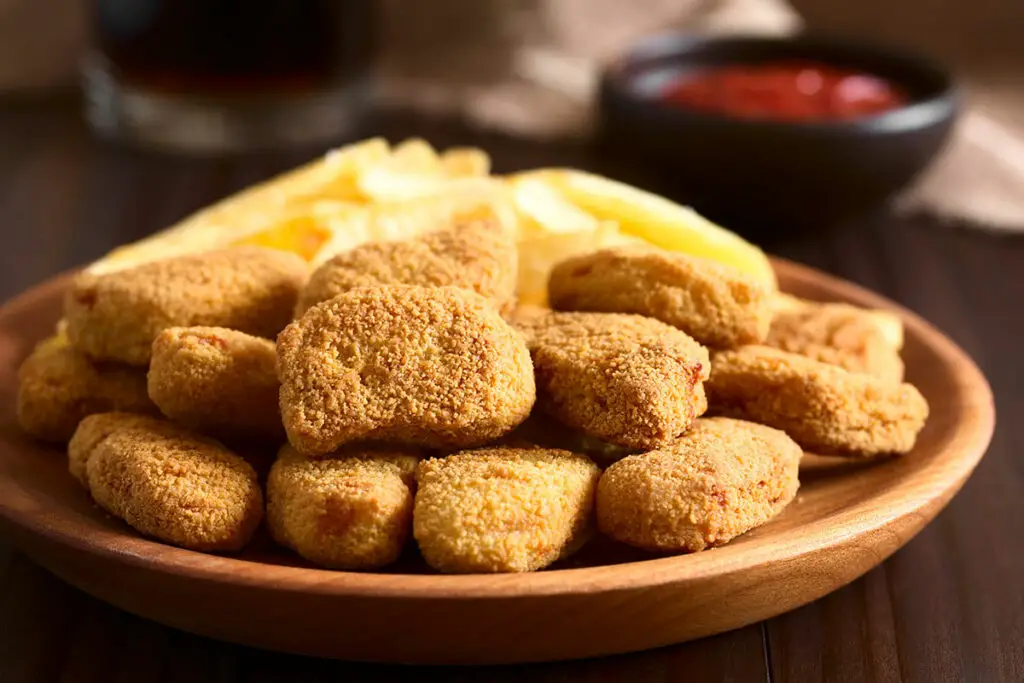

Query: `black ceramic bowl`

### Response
(598, 34, 959, 234)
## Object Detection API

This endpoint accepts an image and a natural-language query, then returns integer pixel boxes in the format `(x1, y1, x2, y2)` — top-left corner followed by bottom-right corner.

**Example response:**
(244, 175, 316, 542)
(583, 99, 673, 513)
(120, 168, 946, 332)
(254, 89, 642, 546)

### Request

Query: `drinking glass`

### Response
(84, 0, 376, 152)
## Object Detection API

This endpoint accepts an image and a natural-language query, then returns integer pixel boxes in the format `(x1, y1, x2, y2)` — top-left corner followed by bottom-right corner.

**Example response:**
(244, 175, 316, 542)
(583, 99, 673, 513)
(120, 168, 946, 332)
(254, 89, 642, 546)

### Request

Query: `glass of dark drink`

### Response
(84, 0, 376, 153)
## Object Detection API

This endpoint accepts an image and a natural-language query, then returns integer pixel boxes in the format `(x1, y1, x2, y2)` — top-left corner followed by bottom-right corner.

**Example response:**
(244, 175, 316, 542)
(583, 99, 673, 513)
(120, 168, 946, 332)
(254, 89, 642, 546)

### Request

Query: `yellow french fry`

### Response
(517, 222, 643, 307)
(510, 177, 600, 237)
(390, 138, 441, 172)
(86, 139, 390, 274)
(441, 148, 491, 177)
(519, 169, 777, 290)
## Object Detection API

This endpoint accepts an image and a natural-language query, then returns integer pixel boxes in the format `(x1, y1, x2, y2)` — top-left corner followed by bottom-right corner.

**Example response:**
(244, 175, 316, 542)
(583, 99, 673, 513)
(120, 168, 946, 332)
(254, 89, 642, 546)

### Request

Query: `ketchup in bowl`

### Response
(660, 61, 908, 122)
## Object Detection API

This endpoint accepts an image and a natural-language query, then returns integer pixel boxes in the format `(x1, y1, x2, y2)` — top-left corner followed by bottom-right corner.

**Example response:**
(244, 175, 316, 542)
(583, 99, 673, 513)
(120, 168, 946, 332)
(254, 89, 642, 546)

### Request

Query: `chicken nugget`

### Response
(295, 216, 516, 317)
(597, 417, 801, 552)
(267, 445, 419, 569)
(413, 447, 600, 573)
(148, 326, 282, 441)
(707, 346, 929, 456)
(278, 285, 535, 455)
(70, 413, 262, 551)
(68, 412, 171, 487)
(65, 246, 307, 365)
(17, 335, 158, 442)
(767, 301, 904, 383)
(548, 246, 772, 348)
(774, 293, 903, 350)
(515, 311, 710, 449)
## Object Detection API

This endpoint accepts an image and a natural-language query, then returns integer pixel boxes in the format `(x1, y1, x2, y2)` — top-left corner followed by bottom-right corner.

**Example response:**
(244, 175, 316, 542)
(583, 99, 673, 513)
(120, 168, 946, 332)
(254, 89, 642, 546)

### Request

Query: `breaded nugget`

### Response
(68, 412, 171, 487)
(70, 413, 262, 551)
(278, 285, 535, 455)
(515, 311, 710, 449)
(767, 301, 904, 383)
(295, 216, 517, 316)
(65, 246, 307, 365)
(267, 445, 419, 569)
(148, 326, 282, 441)
(414, 447, 600, 573)
(774, 293, 904, 350)
(548, 246, 772, 348)
(17, 335, 157, 442)
(597, 417, 801, 552)
(707, 346, 929, 456)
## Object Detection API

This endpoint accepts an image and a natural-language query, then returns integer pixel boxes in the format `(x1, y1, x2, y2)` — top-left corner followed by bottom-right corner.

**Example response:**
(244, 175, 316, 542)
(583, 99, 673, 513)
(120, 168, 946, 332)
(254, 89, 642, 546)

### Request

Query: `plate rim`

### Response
(0, 258, 996, 600)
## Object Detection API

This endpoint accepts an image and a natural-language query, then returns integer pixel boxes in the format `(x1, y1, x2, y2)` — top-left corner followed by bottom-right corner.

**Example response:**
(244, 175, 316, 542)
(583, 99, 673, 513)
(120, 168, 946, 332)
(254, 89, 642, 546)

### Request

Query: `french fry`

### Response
(441, 148, 491, 178)
(513, 169, 777, 290)
(517, 222, 642, 306)
(86, 139, 783, 326)
(510, 177, 600, 237)
(390, 138, 441, 171)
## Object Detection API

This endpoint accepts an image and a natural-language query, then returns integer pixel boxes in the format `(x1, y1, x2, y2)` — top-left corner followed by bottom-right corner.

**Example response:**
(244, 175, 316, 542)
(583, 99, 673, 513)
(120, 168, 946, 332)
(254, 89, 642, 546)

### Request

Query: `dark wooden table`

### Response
(0, 100, 1021, 683)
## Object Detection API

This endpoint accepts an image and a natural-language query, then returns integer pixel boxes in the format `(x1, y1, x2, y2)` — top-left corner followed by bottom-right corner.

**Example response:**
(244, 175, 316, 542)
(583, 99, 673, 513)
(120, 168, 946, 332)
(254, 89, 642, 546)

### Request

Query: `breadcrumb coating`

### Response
(707, 346, 929, 456)
(295, 217, 517, 316)
(70, 413, 263, 551)
(267, 445, 420, 569)
(773, 293, 904, 350)
(515, 311, 710, 449)
(17, 336, 157, 442)
(597, 417, 801, 552)
(148, 326, 283, 441)
(68, 412, 171, 487)
(65, 246, 307, 365)
(767, 303, 904, 383)
(413, 447, 600, 573)
(278, 285, 535, 455)
(548, 247, 771, 348)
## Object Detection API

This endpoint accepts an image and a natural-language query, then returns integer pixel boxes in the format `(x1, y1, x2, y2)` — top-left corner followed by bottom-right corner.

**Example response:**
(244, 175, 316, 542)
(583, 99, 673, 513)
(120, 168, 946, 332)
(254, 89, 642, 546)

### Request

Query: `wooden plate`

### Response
(0, 260, 995, 665)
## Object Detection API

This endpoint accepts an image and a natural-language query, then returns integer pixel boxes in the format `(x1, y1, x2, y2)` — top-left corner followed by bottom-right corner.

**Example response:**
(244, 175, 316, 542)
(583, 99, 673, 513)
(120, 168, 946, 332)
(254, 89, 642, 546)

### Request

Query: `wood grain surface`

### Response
(0, 100, 1022, 681)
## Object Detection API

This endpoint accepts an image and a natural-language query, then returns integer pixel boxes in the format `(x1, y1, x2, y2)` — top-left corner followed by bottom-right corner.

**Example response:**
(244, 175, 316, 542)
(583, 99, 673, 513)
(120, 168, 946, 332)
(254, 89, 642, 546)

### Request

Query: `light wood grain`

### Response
(0, 258, 995, 665)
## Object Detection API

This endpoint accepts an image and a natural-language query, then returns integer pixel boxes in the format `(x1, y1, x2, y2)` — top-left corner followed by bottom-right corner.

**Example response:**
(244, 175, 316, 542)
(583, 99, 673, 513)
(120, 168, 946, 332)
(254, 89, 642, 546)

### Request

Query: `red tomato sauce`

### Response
(660, 61, 908, 122)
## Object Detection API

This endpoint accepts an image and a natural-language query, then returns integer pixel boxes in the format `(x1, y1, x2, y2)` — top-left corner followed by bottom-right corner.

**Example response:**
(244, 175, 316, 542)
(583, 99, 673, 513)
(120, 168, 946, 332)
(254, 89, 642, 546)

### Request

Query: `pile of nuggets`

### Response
(16, 213, 930, 573)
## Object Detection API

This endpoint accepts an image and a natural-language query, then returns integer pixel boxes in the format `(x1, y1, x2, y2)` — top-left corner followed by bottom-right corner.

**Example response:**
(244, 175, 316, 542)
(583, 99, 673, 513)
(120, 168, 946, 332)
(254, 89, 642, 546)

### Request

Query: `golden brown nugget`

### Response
(68, 412, 172, 487)
(413, 447, 600, 573)
(773, 293, 904, 350)
(71, 414, 263, 551)
(267, 445, 419, 569)
(17, 335, 157, 442)
(295, 217, 517, 316)
(65, 246, 307, 365)
(597, 417, 801, 552)
(148, 326, 282, 441)
(516, 311, 710, 449)
(548, 247, 772, 348)
(707, 346, 929, 456)
(767, 302, 904, 383)
(278, 285, 535, 455)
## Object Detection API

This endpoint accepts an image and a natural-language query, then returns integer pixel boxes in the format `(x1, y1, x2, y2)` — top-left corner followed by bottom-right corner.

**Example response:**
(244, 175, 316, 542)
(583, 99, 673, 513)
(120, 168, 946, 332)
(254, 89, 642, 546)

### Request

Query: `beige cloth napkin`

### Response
(896, 104, 1024, 232)
(377, 0, 802, 138)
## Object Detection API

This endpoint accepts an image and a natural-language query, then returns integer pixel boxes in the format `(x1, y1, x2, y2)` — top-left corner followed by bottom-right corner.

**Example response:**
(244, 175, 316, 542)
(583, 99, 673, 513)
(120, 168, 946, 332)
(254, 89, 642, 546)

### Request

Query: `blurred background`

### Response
(0, 4, 1022, 681)
(0, 0, 1022, 237)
